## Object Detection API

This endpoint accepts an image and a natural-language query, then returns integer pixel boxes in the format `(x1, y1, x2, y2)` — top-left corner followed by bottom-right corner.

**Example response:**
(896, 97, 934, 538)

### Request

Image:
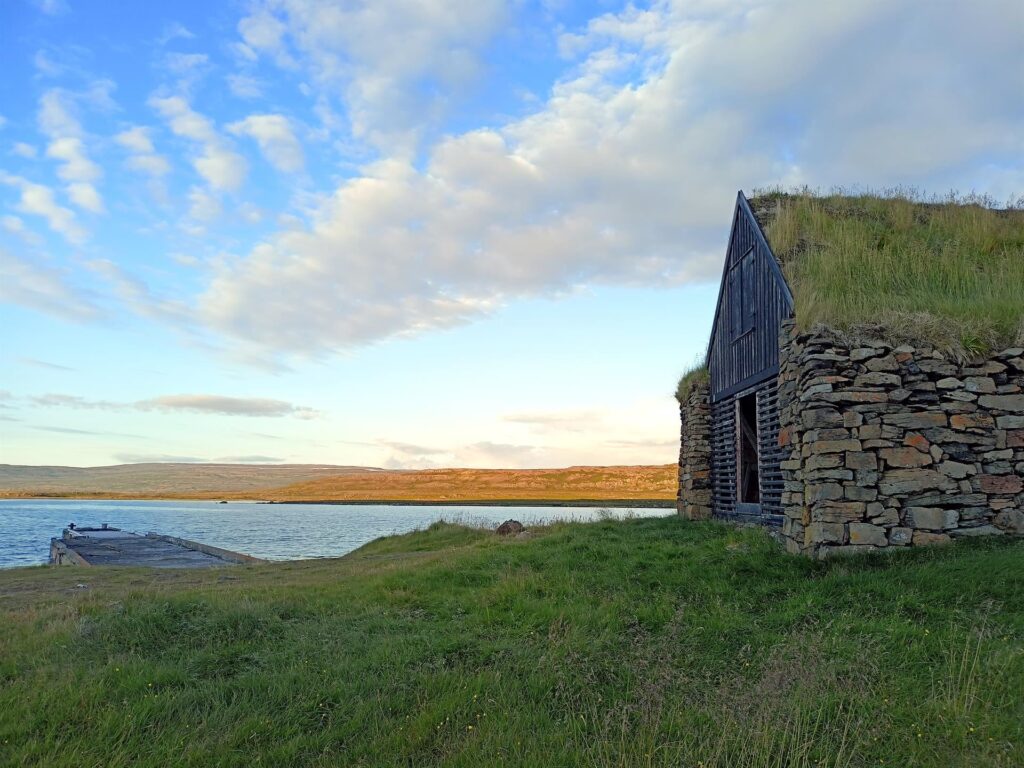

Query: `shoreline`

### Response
(266, 498, 675, 508)
(1, 495, 674, 508)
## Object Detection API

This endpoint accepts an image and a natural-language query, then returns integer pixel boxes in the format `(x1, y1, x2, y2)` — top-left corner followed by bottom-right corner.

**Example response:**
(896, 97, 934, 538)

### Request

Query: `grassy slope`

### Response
(1, 517, 1021, 768)
(0, 464, 677, 502)
(751, 192, 1024, 357)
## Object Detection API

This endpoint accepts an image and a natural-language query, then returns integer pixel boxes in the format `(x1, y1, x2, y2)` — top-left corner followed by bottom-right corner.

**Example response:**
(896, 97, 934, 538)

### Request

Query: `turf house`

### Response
(676, 190, 1024, 558)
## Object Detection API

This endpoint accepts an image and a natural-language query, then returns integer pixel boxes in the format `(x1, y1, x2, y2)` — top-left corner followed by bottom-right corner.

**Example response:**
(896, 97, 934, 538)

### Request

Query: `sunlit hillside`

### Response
(253, 465, 678, 503)
(0, 464, 678, 503)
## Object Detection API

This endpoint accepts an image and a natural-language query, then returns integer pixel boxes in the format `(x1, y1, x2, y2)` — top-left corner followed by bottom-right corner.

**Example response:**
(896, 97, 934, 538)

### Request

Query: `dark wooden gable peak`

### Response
(706, 192, 794, 401)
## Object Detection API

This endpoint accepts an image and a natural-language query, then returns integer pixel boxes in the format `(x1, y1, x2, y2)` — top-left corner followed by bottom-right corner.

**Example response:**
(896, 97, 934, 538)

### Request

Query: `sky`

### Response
(1, 0, 1022, 470)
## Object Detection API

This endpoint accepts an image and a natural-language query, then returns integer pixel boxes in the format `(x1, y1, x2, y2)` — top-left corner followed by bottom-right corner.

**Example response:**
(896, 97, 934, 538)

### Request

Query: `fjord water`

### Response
(0, 499, 669, 568)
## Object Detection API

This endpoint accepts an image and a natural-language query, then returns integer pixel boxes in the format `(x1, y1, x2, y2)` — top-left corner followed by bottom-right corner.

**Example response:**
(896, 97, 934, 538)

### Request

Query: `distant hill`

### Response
(242, 464, 676, 503)
(0, 463, 383, 498)
(0, 463, 677, 502)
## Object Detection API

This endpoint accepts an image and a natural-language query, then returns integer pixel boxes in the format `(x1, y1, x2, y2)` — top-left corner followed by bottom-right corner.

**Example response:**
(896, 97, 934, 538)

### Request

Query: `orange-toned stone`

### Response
(951, 413, 996, 430)
(979, 475, 1023, 494)
(880, 447, 933, 468)
(903, 433, 931, 453)
(779, 425, 794, 447)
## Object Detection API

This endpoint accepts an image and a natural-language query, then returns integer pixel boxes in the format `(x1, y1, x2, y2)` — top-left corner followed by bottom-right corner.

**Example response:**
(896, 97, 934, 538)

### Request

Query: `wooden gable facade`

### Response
(706, 193, 794, 524)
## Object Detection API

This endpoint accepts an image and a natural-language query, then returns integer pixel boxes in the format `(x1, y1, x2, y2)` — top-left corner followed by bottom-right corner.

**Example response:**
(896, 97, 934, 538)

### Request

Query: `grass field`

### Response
(1, 516, 1021, 767)
(751, 190, 1024, 357)
(0, 464, 677, 503)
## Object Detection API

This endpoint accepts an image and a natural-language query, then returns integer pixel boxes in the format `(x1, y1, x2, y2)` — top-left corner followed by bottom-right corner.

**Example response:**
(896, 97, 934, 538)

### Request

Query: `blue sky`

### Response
(1, 0, 1021, 469)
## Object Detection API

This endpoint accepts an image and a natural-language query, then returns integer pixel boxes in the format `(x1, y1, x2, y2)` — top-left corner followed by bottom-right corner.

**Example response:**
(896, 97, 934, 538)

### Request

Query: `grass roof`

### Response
(748, 189, 1024, 358)
(675, 363, 709, 404)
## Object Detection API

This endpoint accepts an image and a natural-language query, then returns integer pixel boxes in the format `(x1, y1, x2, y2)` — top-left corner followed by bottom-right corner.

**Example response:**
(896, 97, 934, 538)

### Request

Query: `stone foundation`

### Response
(777, 320, 1024, 557)
(677, 378, 713, 520)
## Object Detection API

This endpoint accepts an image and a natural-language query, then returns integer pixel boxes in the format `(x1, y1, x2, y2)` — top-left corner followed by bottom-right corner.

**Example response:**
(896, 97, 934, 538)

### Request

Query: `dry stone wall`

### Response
(777, 320, 1024, 557)
(677, 378, 713, 521)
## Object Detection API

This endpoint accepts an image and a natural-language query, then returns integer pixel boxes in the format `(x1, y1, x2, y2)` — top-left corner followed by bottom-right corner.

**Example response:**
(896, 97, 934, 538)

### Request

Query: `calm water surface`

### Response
(0, 499, 670, 568)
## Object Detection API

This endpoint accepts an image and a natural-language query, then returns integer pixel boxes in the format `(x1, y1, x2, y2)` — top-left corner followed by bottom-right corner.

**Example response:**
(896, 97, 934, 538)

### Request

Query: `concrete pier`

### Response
(49, 525, 263, 568)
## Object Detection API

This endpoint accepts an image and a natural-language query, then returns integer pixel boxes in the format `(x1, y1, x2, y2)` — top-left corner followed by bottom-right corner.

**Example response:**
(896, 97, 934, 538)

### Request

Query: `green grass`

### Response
(750, 190, 1024, 357)
(675, 363, 709, 404)
(1, 517, 1022, 767)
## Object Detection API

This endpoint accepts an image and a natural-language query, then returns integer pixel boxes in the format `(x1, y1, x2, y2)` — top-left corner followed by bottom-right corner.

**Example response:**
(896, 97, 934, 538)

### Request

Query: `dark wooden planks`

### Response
(710, 398, 737, 517)
(707, 193, 794, 402)
(756, 379, 784, 518)
(704, 192, 791, 524)
(710, 380, 783, 524)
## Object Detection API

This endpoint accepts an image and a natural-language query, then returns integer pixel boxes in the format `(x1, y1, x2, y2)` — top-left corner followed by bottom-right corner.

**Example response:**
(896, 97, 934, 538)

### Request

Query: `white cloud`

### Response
(238, 10, 295, 69)
(165, 53, 208, 75)
(37, 89, 78, 137)
(19, 357, 75, 371)
(33, 0, 68, 16)
(194, 147, 247, 191)
(45, 138, 103, 213)
(66, 182, 103, 214)
(1, 173, 85, 243)
(197, 0, 1023, 360)
(128, 154, 172, 177)
(504, 411, 604, 434)
(235, 0, 508, 152)
(378, 440, 449, 457)
(110, 453, 284, 463)
(150, 95, 247, 192)
(45, 137, 100, 182)
(24, 390, 320, 419)
(116, 126, 155, 154)
(217, 455, 284, 463)
(2, 215, 28, 235)
(459, 441, 545, 468)
(0, 248, 101, 320)
(227, 113, 304, 172)
(226, 74, 265, 99)
(85, 258, 190, 324)
(136, 394, 320, 418)
(114, 453, 207, 463)
(37, 90, 104, 214)
(187, 186, 222, 222)
(12, 142, 38, 159)
(33, 50, 63, 77)
(116, 126, 171, 177)
(158, 22, 195, 45)
(163, 52, 211, 92)
(149, 94, 216, 143)
(81, 79, 117, 112)
(1, 215, 42, 245)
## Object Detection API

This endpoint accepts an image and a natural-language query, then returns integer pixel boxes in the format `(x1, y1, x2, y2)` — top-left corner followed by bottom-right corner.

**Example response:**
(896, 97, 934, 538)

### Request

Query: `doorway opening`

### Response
(737, 393, 760, 505)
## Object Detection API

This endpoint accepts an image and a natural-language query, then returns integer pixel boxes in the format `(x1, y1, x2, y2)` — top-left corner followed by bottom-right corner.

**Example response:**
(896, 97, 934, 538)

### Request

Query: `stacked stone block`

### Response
(777, 319, 1024, 557)
(677, 378, 713, 521)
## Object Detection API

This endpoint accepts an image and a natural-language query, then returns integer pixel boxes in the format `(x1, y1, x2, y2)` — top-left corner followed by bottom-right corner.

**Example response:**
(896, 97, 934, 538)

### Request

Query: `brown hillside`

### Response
(251, 465, 677, 502)
(0, 463, 382, 498)
(0, 463, 677, 502)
